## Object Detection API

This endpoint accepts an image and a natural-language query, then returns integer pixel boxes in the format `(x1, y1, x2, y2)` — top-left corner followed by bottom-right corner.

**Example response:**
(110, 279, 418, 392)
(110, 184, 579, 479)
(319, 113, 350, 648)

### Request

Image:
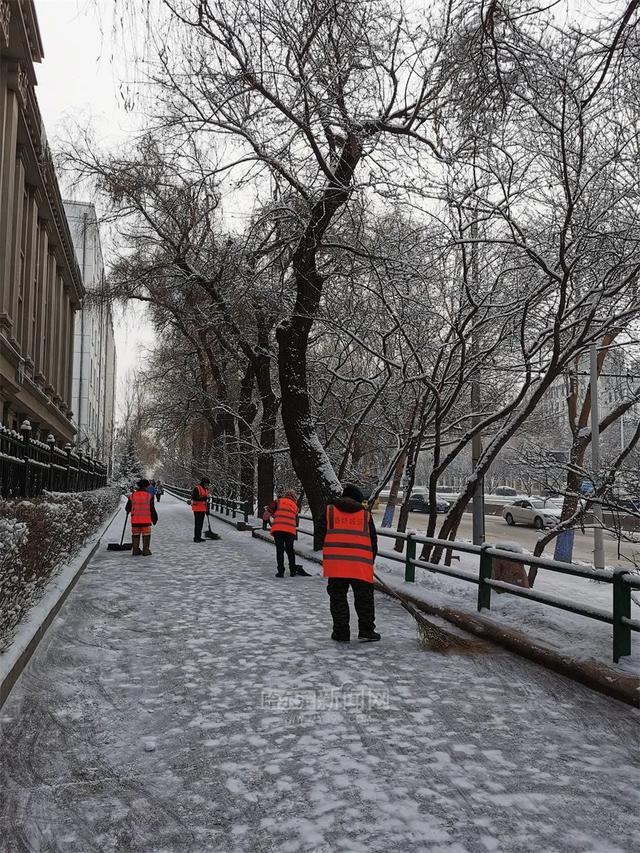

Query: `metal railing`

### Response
(163, 484, 251, 526)
(0, 422, 108, 498)
(288, 513, 639, 664)
(158, 487, 640, 662)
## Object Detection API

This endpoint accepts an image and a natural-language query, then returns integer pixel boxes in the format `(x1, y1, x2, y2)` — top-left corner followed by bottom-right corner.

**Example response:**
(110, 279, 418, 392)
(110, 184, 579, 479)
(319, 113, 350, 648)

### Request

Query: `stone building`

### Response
(0, 0, 84, 443)
(64, 200, 117, 468)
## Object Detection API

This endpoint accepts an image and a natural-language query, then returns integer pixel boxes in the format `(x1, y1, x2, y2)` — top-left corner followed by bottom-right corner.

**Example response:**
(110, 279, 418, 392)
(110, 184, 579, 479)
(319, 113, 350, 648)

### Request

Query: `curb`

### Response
(0, 502, 122, 712)
(251, 529, 640, 708)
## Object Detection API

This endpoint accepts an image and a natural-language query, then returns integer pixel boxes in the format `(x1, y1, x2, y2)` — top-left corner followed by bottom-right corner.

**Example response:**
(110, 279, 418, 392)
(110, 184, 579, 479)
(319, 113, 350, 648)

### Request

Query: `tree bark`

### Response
(276, 134, 363, 547)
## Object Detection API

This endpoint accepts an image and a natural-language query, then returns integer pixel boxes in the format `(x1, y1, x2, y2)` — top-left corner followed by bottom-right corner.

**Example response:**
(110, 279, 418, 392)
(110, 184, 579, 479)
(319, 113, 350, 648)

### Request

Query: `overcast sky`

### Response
(35, 0, 154, 416)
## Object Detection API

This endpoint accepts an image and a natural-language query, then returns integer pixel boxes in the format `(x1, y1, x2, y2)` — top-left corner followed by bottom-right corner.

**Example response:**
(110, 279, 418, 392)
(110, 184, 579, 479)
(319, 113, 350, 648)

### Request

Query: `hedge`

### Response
(0, 486, 120, 651)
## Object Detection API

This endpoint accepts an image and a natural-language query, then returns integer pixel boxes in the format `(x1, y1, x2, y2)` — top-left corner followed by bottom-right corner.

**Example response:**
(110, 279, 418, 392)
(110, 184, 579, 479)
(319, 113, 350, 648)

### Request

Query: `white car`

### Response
(501, 498, 561, 530)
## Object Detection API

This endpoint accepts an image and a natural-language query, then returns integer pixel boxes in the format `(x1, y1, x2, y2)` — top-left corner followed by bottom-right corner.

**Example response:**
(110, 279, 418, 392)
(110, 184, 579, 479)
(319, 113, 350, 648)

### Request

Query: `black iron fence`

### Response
(0, 421, 108, 499)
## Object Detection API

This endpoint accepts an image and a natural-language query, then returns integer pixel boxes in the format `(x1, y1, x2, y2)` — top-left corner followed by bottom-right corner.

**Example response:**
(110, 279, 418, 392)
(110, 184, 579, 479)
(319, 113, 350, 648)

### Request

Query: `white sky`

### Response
(34, 0, 155, 418)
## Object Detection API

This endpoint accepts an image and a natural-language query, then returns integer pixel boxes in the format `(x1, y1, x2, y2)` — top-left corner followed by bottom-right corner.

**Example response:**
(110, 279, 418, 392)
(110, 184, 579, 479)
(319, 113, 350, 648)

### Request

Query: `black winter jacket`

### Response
(316, 496, 378, 557)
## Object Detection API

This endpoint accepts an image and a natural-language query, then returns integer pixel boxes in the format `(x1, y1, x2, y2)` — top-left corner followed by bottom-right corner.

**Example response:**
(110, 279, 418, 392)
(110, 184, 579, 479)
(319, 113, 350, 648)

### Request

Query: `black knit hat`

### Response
(342, 483, 364, 503)
(137, 479, 150, 489)
(201, 477, 211, 486)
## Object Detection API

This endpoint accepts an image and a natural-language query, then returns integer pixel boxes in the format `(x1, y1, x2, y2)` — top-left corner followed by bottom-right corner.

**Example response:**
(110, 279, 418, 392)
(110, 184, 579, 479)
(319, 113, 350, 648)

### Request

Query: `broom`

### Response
(373, 571, 480, 653)
(204, 513, 221, 540)
(106, 511, 133, 551)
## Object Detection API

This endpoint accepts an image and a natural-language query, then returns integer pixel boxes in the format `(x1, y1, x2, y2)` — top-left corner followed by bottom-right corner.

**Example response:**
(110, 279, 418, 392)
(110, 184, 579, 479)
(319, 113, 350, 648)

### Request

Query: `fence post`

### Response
(612, 568, 632, 662)
(20, 419, 32, 497)
(64, 443, 72, 491)
(46, 434, 55, 490)
(76, 450, 83, 491)
(477, 545, 493, 611)
(232, 498, 236, 519)
(404, 533, 416, 582)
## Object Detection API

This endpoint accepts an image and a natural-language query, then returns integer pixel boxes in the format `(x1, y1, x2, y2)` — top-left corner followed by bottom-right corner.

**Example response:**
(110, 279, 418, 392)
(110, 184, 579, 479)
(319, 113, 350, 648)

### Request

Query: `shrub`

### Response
(0, 486, 121, 651)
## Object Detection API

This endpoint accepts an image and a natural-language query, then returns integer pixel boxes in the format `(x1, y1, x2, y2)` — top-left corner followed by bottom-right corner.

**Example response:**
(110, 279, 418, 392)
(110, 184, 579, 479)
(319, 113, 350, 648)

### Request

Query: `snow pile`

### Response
(0, 486, 120, 651)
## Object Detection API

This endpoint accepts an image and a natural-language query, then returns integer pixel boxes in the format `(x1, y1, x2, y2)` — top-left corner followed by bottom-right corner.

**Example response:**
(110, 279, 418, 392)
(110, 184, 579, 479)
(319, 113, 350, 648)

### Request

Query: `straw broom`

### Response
(374, 571, 481, 653)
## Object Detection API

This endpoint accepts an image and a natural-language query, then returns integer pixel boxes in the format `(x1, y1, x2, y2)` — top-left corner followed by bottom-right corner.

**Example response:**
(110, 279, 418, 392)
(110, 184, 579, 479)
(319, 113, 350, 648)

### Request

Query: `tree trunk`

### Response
(237, 365, 258, 510)
(394, 437, 420, 551)
(276, 134, 363, 547)
(381, 453, 406, 528)
(277, 304, 342, 547)
(255, 324, 278, 512)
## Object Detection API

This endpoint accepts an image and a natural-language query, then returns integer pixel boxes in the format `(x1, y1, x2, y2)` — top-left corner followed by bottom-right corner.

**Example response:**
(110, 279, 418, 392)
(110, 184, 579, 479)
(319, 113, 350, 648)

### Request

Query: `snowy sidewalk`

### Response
(0, 495, 638, 853)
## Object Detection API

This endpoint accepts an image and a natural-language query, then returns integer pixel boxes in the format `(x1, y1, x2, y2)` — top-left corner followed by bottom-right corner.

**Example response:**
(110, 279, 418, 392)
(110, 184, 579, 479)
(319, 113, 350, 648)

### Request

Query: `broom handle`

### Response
(374, 571, 428, 626)
(120, 511, 129, 546)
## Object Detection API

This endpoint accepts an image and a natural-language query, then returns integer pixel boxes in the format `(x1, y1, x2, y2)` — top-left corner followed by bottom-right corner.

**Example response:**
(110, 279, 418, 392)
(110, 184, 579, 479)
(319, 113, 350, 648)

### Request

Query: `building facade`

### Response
(540, 347, 640, 451)
(0, 0, 84, 444)
(64, 201, 116, 468)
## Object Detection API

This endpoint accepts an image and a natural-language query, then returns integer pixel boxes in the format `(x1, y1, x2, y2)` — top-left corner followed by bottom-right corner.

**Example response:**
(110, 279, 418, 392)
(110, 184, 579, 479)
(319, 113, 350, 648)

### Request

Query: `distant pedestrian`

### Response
(156, 480, 164, 502)
(261, 505, 271, 531)
(146, 480, 157, 498)
(318, 484, 380, 642)
(269, 490, 305, 577)
(191, 477, 211, 542)
(126, 478, 158, 556)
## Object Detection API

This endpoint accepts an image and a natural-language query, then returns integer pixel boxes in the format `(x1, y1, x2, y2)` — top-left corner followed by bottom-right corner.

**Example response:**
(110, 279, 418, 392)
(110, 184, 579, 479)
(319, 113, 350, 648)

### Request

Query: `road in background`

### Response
(371, 509, 640, 567)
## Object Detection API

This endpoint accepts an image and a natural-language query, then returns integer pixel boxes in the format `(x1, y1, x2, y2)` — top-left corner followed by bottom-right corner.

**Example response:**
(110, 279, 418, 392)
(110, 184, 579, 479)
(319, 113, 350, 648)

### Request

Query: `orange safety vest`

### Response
(270, 496, 298, 536)
(323, 504, 374, 582)
(192, 484, 209, 513)
(130, 490, 152, 525)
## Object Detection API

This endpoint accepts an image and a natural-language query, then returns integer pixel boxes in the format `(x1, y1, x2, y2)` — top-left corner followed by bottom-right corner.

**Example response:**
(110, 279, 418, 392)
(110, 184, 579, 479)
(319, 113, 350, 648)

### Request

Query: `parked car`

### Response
(502, 498, 561, 529)
(495, 486, 518, 496)
(407, 491, 450, 514)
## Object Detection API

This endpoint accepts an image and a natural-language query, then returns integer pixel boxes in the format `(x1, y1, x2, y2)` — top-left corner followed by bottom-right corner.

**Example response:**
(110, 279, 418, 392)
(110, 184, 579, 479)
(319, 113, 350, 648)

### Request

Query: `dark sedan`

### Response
(407, 492, 450, 514)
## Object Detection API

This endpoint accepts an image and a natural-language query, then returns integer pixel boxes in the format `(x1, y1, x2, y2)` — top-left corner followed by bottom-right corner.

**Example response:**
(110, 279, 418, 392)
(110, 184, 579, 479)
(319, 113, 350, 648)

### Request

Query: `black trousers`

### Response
(193, 512, 205, 540)
(327, 578, 375, 636)
(273, 532, 296, 573)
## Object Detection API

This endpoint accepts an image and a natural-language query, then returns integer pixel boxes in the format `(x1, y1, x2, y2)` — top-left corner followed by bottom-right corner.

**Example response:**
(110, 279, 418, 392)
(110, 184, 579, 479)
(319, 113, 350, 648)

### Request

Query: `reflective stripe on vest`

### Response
(270, 496, 298, 535)
(192, 484, 208, 513)
(323, 504, 374, 582)
(130, 490, 152, 525)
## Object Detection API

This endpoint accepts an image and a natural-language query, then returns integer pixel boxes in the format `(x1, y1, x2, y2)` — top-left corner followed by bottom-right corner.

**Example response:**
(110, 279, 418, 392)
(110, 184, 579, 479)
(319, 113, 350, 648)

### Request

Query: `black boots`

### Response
(331, 632, 350, 642)
(358, 630, 381, 642)
(132, 534, 142, 556)
(142, 535, 152, 556)
(293, 565, 311, 576)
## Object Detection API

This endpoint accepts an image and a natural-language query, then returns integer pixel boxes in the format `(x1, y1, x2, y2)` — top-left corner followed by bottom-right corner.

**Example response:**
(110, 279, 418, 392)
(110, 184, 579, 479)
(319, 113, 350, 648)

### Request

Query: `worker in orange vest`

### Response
(125, 478, 158, 556)
(190, 477, 211, 542)
(318, 484, 380, 642)
(268, 489, 309, 577)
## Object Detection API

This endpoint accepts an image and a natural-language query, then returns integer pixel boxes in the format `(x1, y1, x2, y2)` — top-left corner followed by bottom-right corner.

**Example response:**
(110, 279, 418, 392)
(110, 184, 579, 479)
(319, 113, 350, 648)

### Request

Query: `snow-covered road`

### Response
(1, 495, 638, 852)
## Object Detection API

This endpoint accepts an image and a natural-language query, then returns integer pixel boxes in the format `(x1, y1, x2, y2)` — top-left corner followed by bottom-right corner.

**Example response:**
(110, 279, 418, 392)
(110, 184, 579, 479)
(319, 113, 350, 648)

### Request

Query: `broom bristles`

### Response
(375, 572, 482, 654)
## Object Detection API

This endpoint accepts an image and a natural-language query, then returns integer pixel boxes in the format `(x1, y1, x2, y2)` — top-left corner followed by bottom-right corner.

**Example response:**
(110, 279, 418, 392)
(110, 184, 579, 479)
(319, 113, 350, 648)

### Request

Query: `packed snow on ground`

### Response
(288, 521, 639, 677)
(0, 496, 638, 852)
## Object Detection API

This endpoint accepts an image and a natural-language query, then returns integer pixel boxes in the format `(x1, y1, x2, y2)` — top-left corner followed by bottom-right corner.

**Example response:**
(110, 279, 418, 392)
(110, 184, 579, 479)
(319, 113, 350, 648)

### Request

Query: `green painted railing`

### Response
(291, 514, 639, 664)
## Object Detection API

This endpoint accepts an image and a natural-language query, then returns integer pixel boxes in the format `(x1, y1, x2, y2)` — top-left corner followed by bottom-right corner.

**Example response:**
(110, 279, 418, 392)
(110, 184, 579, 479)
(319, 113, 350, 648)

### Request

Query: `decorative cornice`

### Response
(0, 1, 10, 49)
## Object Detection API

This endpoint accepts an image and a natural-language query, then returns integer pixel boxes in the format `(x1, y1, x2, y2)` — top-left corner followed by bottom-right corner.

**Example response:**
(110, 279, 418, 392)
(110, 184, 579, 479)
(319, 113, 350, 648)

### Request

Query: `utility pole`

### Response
(590, 342, 605, 570)
(470, 215, 485, 545)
